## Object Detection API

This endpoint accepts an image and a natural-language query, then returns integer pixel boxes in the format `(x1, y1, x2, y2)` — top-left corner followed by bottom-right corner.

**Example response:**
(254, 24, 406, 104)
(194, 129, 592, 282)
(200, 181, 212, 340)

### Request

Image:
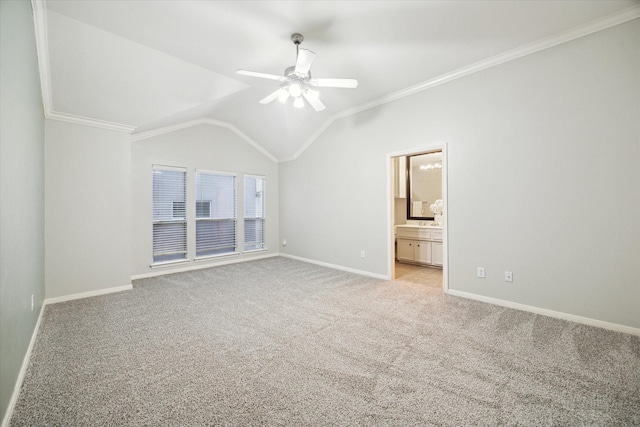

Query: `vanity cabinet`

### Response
(396, 226, 443, 268)
(431, 241, 443, 266)
(397, 239, 432, 264)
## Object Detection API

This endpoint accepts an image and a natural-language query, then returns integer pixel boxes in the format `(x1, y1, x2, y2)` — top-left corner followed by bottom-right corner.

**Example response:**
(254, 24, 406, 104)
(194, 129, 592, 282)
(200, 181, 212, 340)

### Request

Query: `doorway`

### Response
(388, 144, 448, 291)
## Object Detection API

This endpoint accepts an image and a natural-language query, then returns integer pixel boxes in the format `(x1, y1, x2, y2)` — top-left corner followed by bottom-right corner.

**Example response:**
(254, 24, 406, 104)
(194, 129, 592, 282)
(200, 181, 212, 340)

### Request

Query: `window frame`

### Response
(194, 169, 238, 260)
(151, 165, 188, 266)
(243, 174, 267, 253)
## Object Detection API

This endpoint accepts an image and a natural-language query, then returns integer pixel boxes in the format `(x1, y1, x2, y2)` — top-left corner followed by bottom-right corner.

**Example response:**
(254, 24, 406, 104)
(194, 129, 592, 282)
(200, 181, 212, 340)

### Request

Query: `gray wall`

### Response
(280, 20, 640, 328)
(45, 120, 132, 298)
(131, 124, 279, 276)
(0, 0, 45, 421)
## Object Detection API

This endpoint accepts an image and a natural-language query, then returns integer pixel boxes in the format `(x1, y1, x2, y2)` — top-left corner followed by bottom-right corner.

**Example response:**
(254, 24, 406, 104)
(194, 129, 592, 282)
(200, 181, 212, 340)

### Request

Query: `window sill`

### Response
(243, 248, 268, 254)
(150, 259, 190, 269)
(194, 252, 240, 262)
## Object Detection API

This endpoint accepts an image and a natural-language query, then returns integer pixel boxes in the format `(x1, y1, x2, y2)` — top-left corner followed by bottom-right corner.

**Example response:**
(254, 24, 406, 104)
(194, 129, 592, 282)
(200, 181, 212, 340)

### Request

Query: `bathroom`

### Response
(392, 150, 444, 285)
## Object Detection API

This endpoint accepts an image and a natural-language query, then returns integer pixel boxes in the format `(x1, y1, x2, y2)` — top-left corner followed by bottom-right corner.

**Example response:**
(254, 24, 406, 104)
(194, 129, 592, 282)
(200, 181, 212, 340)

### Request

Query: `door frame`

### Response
(386, 143, 448, 291)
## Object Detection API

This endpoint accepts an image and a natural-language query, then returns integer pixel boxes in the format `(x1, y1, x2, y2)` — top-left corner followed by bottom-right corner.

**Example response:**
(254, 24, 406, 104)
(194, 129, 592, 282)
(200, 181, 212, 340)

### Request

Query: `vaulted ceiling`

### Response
(38, 0, 639, 161)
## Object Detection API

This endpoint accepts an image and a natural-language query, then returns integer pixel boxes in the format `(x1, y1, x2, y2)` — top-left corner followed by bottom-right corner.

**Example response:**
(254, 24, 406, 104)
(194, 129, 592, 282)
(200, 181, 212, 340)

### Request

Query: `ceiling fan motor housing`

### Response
(284, 65, 310, 80)
(291, 33, 304, 45)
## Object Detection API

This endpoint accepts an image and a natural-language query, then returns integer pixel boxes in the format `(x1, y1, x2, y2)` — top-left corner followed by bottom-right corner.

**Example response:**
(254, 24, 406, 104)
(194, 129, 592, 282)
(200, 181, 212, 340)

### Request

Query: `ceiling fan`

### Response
(236, 33, 358, 112)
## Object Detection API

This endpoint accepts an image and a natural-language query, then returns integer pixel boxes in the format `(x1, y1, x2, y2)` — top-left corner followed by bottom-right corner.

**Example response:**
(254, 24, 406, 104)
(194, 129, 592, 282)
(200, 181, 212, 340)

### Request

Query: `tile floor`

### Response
(394, 262, 443, 289)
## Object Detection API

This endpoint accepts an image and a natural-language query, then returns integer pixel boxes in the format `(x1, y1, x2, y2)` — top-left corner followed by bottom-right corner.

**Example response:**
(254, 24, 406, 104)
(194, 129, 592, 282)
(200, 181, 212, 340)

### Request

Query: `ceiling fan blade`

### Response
(236, 70, 286, 82)
(303, 91, 326, 112)
(310, 78, 359, 89)
(259, 88, 284, 104)
(294, 48, 315, 76)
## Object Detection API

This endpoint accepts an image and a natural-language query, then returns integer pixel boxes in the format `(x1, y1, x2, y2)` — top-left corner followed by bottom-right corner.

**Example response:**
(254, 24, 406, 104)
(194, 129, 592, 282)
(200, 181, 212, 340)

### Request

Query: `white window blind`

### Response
(244, 175, 265, 251)
(152, 166, 187, 263)
(196, 171, 237, 257)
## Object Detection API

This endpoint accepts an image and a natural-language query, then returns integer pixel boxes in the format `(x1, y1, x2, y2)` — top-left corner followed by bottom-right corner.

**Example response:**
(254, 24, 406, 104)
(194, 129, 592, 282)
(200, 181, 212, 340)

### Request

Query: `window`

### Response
(195, 171, 237, 257)
(244, 175, 265, 251)
(172, 201, 186, 219)
(152, 166, 187, 263)
(195, 200, 211, 218)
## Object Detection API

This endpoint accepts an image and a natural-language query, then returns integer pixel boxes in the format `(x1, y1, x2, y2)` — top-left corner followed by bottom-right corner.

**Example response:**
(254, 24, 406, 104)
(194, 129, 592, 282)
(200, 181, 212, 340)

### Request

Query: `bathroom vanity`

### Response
(396, 224, 443, 268)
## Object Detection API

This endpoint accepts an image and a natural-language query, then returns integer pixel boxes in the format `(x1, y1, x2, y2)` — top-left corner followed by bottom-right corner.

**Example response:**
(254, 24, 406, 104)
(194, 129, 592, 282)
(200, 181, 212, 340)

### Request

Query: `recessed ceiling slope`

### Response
(43, 0, 639, 160)
(46, 10, 248, 127)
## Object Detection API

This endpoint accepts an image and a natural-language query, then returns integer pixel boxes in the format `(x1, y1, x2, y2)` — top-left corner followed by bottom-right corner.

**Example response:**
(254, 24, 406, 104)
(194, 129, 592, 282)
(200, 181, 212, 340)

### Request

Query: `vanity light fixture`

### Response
(420, 162, 442, 170)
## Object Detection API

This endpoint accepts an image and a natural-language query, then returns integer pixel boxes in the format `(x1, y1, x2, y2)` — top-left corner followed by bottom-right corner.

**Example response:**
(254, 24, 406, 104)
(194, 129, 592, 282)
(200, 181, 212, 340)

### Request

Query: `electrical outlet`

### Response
(477, 267, 485, 278)
(31, 294, 34, 311)
(505, 271, 513, 282)
(282, 239, 287, 246)
(360, 250, 366, 258)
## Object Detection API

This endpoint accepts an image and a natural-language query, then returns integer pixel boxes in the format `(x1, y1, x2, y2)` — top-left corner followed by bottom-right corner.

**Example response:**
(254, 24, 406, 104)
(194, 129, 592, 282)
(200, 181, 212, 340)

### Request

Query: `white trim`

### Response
(131, 118, 221, 141)
(29, 0, 639, 162)
(441, 147, 449, 292)
(194, 252, 240, 262)
(152, 164, 187, 172)
(243, 173, 266, 180)
(280, 254, 390, 281)
(30, 2, 136, 134)
(288, 6, 640, 161)
(387, 155, 395, 282)
(150, 259, 190, 269)
(45, 284, 133, 305)
(132, 252, 279, 280)
(1, 303, 45, 427)
(445, 289, 640, 337)
(242, 248, 268, 255)
(46, 111, 135, 133)
(283, 118, 334, 162)
(334, 5, 640, 120)
(31, 0, 52, 116)
(196, 168, 237, 177)
(386, 143, 449, 292)
(130, 118, 278, 163)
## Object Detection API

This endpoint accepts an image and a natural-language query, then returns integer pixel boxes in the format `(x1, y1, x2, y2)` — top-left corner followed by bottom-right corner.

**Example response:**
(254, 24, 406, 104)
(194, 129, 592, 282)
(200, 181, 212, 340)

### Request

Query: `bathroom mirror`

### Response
(406, 151, 443, 220)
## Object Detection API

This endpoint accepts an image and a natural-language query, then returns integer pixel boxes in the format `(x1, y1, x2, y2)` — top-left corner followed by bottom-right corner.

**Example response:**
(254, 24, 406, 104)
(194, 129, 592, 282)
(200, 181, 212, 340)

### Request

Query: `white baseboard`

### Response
(131, 252, 280, 280)
(1, 303, 45, 427)
(3, 282, 133, 425)
(280, 253, 390, 280)
(45, 284, 133, 305)
(445, 289, 640, 337)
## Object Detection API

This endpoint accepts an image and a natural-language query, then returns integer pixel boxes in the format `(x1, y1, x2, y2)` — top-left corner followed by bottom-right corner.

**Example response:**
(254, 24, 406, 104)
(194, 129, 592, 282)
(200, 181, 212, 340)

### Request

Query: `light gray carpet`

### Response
(9, 257, 640, 426)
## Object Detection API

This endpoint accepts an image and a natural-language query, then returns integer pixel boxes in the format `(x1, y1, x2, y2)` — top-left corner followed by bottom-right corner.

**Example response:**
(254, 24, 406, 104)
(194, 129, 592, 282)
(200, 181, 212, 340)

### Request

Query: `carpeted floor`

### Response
(9, 257, 640, 426)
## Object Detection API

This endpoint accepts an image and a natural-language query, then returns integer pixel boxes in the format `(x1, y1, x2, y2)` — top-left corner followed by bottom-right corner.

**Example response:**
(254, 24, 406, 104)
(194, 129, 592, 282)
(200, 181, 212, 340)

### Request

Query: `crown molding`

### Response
(31, 0, 52, 115)
(334, 5, 640, 122)
(46, 111, 136, 133)
(31, 0, 135, 134)
(130, 118, 279, 163)
(279, 118, 334, 163)
(30, 0, 638, 161)
(290, 5, 640, 161)
(30, 1, 275, 159)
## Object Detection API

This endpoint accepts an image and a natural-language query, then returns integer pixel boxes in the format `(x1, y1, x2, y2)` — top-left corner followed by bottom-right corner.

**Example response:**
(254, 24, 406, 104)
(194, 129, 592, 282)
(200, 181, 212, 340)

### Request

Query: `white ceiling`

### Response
(42, 0, 638, 160)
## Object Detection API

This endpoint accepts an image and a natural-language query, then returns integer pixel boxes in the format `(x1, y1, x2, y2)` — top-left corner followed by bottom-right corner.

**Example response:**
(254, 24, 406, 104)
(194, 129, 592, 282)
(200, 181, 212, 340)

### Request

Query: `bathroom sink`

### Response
(396, 224, 442, 229)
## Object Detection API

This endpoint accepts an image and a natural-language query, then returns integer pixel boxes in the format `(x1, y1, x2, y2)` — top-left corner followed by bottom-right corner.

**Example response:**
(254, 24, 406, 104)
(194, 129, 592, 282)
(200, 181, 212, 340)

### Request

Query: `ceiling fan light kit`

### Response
(236, 33, 358, 112)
